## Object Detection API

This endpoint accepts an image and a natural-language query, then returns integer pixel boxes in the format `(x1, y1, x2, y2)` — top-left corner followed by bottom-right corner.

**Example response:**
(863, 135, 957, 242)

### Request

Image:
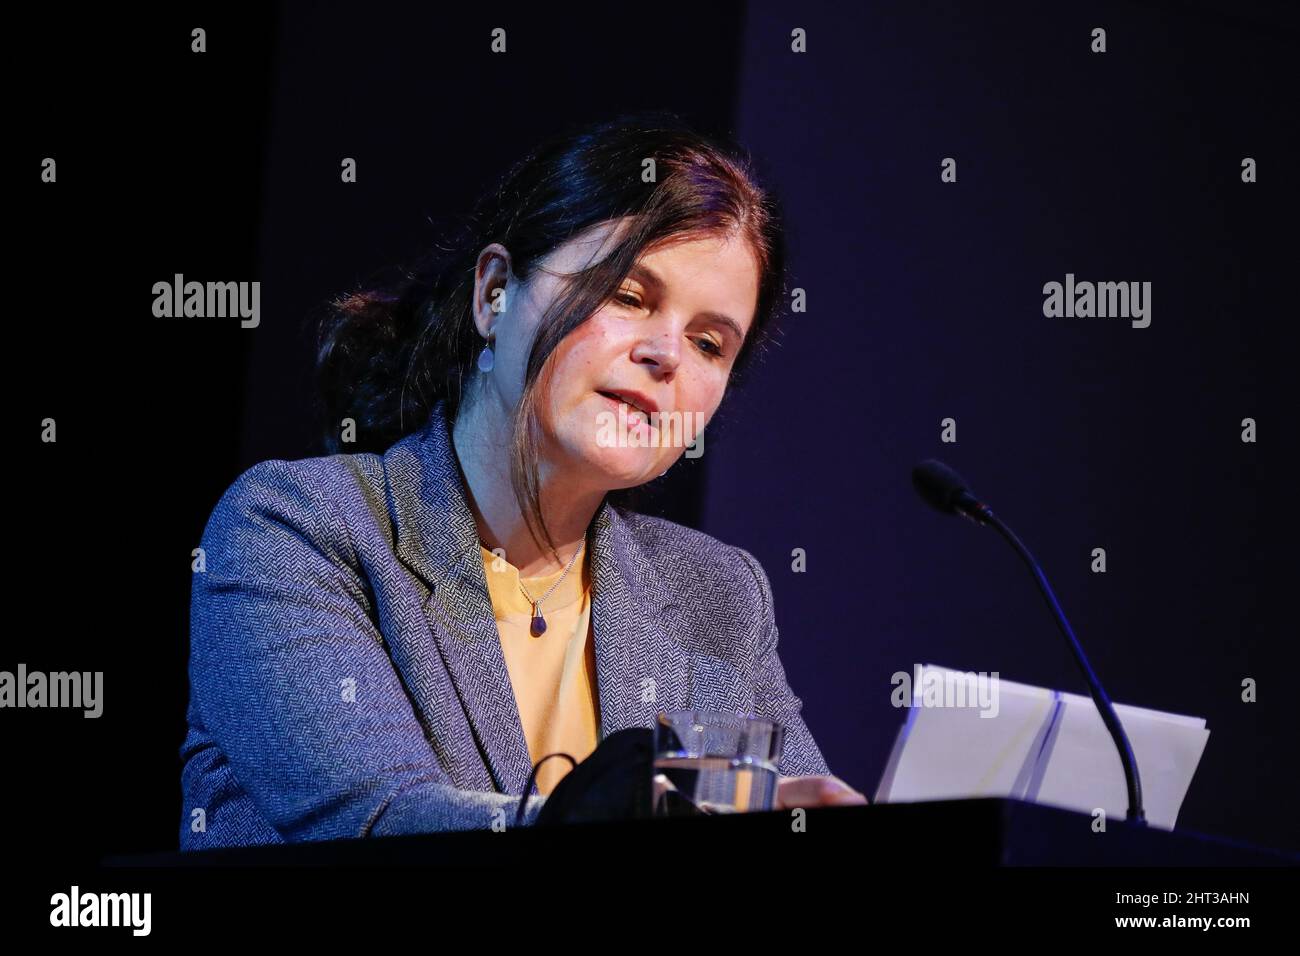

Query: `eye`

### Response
(695, 337, 725, 359)
(613, 293, 643, 308)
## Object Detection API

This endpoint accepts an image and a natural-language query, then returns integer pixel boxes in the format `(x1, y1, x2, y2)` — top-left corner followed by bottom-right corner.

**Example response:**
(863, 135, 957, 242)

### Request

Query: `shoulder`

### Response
(609, 506, 773, 616)
(199, 451, 384, 575)
(206, 452, 371, 526)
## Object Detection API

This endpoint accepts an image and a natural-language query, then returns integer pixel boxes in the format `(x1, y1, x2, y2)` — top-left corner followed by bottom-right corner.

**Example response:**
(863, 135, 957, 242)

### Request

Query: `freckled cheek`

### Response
(547, 341, 605, 404)
(561, 324, 621, 375)
(683, 364, 730, 405)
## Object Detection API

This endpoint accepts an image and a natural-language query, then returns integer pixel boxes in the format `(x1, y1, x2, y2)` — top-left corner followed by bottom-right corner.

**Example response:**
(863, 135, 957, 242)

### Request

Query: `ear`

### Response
(472, 243, 514, 337)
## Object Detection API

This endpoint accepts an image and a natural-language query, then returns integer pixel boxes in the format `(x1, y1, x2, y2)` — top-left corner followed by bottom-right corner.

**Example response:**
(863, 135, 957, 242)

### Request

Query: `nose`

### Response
(629, 320, 681, 376)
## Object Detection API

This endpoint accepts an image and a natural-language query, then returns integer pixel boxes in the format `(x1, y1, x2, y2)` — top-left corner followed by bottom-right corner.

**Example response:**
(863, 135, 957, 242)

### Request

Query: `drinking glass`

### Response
(651, 710, 785, 816)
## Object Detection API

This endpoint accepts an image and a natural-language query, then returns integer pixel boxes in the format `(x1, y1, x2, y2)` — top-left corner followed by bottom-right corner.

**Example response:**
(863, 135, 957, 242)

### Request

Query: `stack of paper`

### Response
(873, 664, 1210, 830)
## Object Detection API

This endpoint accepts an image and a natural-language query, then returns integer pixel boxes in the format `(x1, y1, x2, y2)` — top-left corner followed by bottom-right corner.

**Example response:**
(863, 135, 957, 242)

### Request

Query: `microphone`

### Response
(911, 458, 995, 525)
(911, 459, 1147, 826)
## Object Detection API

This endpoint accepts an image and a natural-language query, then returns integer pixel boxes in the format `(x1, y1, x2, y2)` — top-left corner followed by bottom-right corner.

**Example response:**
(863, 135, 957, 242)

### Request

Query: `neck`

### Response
(451, 387, 606, 578)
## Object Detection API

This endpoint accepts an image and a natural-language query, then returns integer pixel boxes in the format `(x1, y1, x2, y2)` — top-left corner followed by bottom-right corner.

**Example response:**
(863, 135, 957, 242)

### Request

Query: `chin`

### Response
(580, 443, 661, 487)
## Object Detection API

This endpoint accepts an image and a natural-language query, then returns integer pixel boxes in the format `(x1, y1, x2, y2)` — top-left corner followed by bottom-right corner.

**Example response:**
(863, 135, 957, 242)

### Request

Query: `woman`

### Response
(179, 111, 867, 849)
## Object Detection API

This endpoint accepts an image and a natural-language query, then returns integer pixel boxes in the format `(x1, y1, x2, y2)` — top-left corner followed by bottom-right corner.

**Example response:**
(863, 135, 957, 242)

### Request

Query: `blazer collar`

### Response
(381, 399, 685, 798)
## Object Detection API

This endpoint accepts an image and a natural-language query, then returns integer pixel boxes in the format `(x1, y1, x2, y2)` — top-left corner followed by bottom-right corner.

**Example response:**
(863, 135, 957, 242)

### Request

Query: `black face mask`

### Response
(516, 726, 706, 827)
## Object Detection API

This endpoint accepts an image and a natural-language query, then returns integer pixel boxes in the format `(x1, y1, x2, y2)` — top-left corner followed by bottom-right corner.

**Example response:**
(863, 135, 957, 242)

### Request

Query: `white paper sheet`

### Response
(874, 664, 1210, 830)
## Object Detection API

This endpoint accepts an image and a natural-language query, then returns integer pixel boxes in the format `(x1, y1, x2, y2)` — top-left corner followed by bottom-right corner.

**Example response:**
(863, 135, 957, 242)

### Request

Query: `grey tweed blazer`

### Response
(179, 399, 830, 849)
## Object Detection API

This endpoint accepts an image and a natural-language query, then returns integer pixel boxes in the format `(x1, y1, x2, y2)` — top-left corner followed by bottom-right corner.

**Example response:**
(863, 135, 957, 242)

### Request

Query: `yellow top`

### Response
(479, 542, 600, 795)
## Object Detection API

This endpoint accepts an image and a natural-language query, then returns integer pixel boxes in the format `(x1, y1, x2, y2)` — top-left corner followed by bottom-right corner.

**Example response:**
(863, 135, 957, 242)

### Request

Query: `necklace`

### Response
(517, 542, 585, 637)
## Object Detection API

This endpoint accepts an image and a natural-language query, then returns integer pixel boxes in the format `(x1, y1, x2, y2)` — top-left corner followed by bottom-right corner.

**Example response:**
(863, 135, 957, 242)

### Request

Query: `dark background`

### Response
(14, 0, 1295, 868)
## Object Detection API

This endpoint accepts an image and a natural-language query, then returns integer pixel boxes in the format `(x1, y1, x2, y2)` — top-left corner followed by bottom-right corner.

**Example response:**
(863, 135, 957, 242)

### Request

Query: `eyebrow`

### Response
(626, 262, 748, 345)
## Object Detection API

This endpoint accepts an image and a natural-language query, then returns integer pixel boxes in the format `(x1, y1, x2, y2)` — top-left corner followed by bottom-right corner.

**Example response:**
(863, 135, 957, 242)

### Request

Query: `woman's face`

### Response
(475, 219, 760, 490)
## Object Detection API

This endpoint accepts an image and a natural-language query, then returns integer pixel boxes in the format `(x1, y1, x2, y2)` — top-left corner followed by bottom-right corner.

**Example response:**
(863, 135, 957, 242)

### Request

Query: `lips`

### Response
(595, 391, 659, 435)
(596, 389, 659, 417)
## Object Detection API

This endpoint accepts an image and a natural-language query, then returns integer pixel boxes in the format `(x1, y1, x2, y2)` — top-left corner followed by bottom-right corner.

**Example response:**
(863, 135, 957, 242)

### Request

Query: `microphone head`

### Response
(912, 459, 974, 515)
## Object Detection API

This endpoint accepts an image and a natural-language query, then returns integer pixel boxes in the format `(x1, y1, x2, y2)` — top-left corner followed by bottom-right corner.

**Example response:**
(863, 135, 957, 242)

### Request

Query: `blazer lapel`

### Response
(587, 498, 691, 738)
(382, 400, 688, 799)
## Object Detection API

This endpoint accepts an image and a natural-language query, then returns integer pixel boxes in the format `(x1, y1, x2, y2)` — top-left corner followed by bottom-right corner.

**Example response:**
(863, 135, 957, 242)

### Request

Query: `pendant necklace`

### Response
(518, 541, 584, 637)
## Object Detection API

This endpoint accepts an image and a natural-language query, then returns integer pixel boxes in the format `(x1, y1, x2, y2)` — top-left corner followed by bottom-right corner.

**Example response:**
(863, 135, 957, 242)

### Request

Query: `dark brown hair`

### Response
(315, 110, 787, 561)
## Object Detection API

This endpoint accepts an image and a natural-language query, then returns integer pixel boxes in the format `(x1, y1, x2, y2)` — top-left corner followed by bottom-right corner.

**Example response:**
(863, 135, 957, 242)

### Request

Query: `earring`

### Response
(477, 337, 495, 373)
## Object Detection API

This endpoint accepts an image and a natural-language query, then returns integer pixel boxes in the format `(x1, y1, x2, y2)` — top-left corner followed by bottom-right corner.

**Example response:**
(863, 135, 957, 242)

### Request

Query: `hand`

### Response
(775, 774, 870, 809)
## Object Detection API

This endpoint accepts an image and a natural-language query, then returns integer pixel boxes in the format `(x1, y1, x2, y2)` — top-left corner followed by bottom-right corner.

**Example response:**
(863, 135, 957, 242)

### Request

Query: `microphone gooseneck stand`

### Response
(913, 459, 1147, 826)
